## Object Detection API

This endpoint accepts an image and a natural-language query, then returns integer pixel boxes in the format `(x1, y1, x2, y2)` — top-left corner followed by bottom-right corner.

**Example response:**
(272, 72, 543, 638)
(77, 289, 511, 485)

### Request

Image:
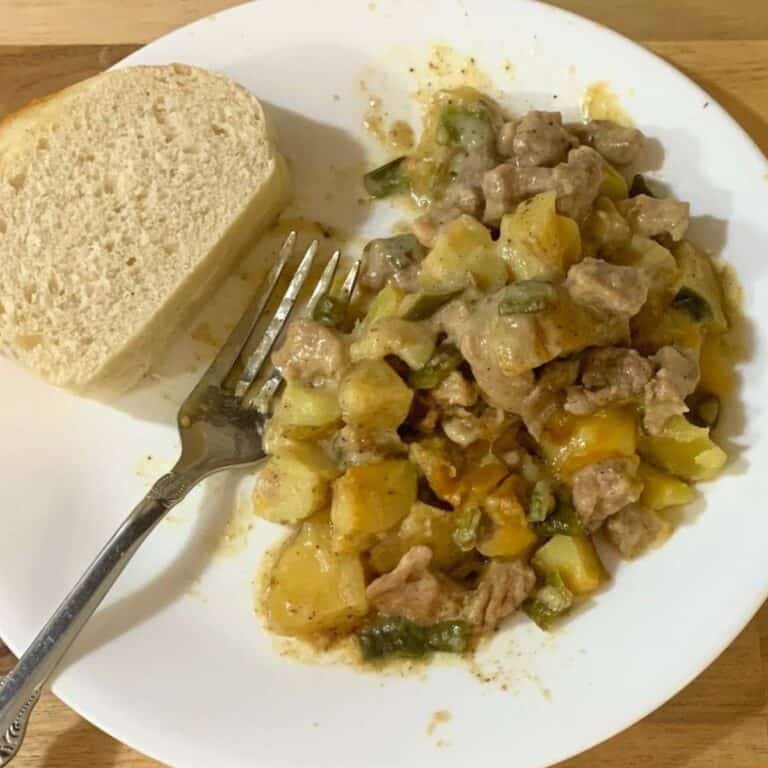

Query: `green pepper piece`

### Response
(527, 480, 555, 523)
(629, 174, 654, 198)
(312, 294, 348, 328)
(399, 290, 461, 321)
(438, 105, 495, 152)
(358, 617, 469, 660)
(671, 287, 713, 322)
(687, 391, 721, 429)
(524, 572, 574, 630)
(452, 506, 482, 551)
(408, 343, 463, 390)
(498, 281, 557, 316)
(425, 620, 470, 653)
(533, 494, 584, 537)
(364, 157, 409, 198)
(358, 617, 427, 660)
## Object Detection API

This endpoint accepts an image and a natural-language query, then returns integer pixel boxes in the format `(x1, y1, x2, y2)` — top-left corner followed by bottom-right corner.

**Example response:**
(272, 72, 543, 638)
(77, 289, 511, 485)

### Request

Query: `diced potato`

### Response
(361, 284, 405, 331)
(632, 304, 704, 356)
(540, 407, 637, 478)
(419, 215, 507, 293)
(339, 360, 413, 430)
(369, 502, 464, 574)
(408, 437, 460, 502)
(612, 235, 679, 301)
(266, 513, 368, 636)
(638, 461, 696, 510)
(674, 242, 728, 333)
(454, 459, 510, 508)
(499, 191, 582, 281)
(271, 381, 341, 439)
(638, 415, 727, 481)
(350, 317, 436, 369)
(476, 476, 537, 557)
(532, 534, 607, 596)
(253, 444, 340, 524)
(599, 162, 629, 200)
(331, 460, 418, 552)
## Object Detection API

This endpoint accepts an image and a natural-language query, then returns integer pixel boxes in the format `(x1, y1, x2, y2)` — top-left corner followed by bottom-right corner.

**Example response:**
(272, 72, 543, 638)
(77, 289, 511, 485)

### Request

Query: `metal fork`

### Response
(0, 233, 361, 766)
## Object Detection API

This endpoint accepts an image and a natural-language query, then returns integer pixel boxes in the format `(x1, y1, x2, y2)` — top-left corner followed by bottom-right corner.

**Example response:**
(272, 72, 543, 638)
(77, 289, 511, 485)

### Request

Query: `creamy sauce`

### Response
(581, 81, 633, 127)
(190, 321, 219, 347)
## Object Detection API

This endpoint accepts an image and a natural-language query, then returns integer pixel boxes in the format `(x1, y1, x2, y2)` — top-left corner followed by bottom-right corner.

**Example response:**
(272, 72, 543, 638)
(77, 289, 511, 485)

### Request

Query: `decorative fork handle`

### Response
(0, 468, 198, 766)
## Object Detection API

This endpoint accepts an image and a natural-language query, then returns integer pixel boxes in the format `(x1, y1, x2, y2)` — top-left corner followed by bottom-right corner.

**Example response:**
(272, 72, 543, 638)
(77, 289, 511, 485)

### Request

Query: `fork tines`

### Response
(189, 232, 360, 413)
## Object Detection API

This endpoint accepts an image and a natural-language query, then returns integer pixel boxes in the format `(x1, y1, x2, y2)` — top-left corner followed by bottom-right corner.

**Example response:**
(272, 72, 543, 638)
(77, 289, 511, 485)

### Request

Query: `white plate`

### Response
(1, 1, 767, 766)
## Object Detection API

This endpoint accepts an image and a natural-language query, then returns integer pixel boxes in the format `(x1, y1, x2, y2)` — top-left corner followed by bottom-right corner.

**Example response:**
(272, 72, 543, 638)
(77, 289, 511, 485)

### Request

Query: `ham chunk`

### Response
(366, 546, 463, 625)
(605, 503, 663, 558)
(498, 111, 577, 168)
(482, 146, 603, 224)
(572, 457, 644, 531)
(643, 345, 700, 435)
(565, 258, 649, 317)
(617, 195, 690, 242)
(570, 120, 645, 166)
(565, 347, 654, 415)
(521, 359, 580, 439)
(272, 320, 347, 387)
(464, 560, 536, 632)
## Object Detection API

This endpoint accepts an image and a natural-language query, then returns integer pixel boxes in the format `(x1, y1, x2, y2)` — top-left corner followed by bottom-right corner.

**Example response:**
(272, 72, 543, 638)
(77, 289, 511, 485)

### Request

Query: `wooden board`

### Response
(1, 1, 767, 766)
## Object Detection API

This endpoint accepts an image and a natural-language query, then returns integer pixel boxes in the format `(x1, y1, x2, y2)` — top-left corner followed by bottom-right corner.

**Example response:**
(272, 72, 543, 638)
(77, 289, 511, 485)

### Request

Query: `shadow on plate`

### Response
(60, 469, 249, 667)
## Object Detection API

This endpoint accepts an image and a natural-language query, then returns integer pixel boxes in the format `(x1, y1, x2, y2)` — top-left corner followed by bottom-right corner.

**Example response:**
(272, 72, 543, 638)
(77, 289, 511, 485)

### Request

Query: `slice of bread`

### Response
(0, 63, 290, 396)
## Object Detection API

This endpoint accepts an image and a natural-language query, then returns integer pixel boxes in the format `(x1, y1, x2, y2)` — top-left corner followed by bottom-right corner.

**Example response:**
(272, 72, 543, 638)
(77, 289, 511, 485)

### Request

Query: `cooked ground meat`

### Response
(617, 195, 690, 242)
(366, 546, 464, 624)
(569, 120, 645, 166)
(572, 457, 644, 531)
(604, 503, 662, 558)
(432, 370, 478, 408)
(482, 146, 603, 224)
(464, 559, 536, 631)
(643, 345, 700, 435)
(565, 258, 649, 316)
(565, 347, 654, 415)
(521, 359, 580, 439)
(271, 320, 347, 387)
(501, 111, 578, 168)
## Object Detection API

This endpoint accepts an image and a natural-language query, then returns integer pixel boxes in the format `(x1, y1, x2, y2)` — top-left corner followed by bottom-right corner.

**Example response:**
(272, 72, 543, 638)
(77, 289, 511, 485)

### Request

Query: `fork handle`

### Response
(0, 469, 196, 766)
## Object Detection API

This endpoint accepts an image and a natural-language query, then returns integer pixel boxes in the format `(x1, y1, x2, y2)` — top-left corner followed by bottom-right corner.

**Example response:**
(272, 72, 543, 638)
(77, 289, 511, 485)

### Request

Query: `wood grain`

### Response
(1, 0, 767, 766)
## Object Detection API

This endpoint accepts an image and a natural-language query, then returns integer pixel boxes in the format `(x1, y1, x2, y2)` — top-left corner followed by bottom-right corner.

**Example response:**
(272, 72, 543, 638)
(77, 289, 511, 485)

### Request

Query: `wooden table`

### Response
(1, 0, 767, 765)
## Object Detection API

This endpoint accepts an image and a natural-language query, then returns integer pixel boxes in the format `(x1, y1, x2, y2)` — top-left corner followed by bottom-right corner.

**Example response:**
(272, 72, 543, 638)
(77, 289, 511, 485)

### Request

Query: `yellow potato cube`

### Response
(369, 502, 464, 574)
(541, 407, 637, 479)
(532, 534, 607, 596)
(350, 317, 436, 369)
(331, 460, 418, 552)
(253, 444, 340, 524)
(499, 191, 582, 281)
(266, 513, 368, 636)
(476, 476, 537, 558)
(420, 215, 507, 293)
(638, 462, 696, 510)
(271, 381, 341, 439)
(599, 162, 629, 200)
(339, 360, 413, 431)
(638, 415, 727, 481)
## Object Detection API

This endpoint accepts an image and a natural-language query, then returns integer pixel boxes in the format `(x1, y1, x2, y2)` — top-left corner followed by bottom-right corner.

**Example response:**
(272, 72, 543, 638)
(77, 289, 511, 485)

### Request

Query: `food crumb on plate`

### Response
(426, 709, 451, 735)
